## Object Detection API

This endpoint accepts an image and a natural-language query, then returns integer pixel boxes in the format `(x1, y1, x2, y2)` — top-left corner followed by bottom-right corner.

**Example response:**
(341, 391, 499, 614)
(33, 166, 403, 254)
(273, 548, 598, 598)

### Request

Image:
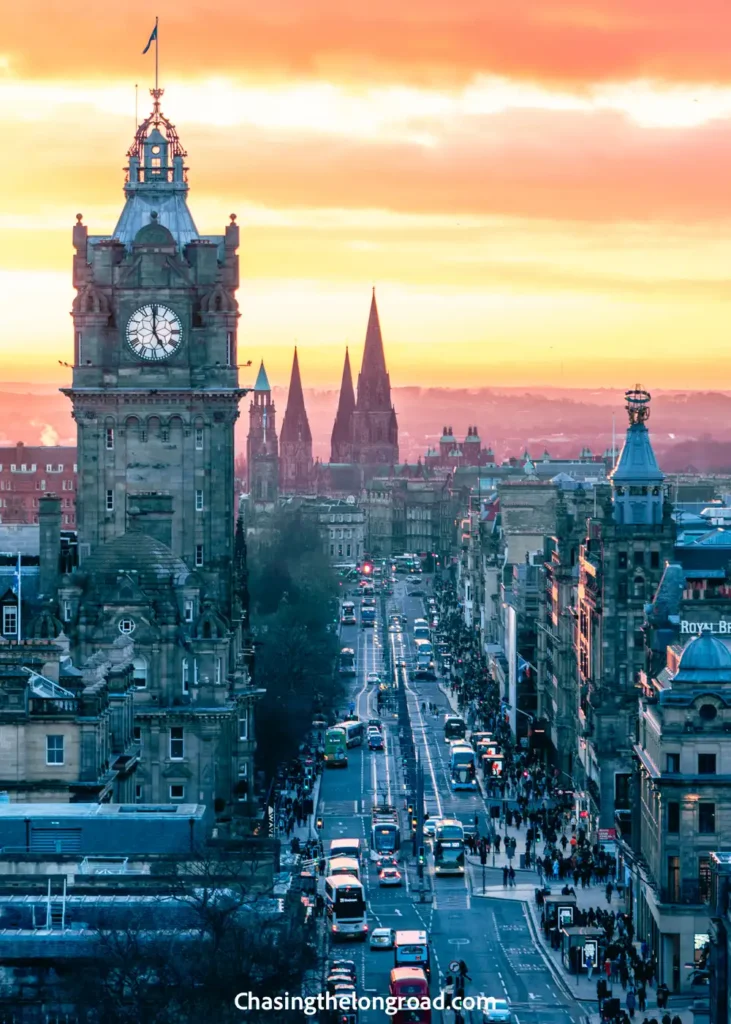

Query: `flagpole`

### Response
(135, 83, 138, 129)
(155, 16, 159, 93)
(16, 553, 21, 644)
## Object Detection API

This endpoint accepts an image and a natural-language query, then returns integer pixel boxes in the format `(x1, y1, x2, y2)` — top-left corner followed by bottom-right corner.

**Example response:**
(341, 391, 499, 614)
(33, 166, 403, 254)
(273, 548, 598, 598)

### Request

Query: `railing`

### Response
(29, 697, 78, 716)
(659, 880, 708, 906)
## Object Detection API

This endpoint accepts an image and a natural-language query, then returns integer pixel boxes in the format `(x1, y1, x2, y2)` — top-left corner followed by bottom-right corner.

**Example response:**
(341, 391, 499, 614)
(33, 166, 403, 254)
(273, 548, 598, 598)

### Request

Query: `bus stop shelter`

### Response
(561, 926, 605, 974)
(542, 894, 577, 929)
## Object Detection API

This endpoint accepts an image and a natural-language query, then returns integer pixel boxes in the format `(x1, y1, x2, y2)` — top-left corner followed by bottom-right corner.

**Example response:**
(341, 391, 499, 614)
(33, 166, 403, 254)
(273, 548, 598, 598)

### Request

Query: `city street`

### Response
(318, 577, 588, 1024)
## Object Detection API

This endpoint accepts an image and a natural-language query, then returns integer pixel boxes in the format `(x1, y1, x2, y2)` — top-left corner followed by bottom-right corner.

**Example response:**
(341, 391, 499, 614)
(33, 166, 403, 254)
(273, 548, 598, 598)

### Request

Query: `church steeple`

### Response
(247, 360, 278, 506)
(350, 289, 399, 467)
(357, 288, 391, 411)
(331, 347, 355, 463)
(280, 348, 313, 493)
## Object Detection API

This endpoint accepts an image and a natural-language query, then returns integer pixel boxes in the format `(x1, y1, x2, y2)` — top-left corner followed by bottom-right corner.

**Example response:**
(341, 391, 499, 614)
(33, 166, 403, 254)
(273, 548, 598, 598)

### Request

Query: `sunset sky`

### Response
(0, 0, 729, 389)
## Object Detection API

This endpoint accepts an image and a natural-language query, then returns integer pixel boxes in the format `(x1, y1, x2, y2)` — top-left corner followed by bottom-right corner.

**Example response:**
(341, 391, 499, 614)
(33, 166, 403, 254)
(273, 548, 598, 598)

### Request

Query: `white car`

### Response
(423, 820, 439, 842)
(367, 672, 381, 686)
(482, 997, 512, 1023)
(378, 867, 402, 887)
(369, 927, 395, 950)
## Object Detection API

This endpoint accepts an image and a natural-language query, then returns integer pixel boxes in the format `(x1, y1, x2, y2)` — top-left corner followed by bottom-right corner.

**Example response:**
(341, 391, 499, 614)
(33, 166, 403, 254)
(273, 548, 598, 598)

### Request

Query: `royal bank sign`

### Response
(680, 620, 731, 635)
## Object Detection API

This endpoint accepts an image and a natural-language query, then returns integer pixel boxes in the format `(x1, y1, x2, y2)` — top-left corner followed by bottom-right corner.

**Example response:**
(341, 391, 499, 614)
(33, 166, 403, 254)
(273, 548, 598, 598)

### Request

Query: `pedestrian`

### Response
(626, 988, 636, 1018)
(606, 881, 614, 903)
(604, 956, 612, 981)
(671, 1017, 682, 1024)
(508, 865, 516, 887)
(586, 953, 594, 981)
(553, 858, 559, 879)
(637, 984, 646, 1012)
(502, 865, 509, 887)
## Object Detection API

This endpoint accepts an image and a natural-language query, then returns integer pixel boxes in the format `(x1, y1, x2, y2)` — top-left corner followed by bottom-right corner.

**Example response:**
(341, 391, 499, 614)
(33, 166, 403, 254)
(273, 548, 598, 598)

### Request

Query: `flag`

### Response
(142, 24, 157, 54)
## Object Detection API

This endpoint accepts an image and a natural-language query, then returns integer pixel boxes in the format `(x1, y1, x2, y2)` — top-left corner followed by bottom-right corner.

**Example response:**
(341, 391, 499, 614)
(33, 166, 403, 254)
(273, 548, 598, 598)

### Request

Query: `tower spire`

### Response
(280, 348, 313, 493)
(331, 347, 356, 463)
(359, 288, 388, 383)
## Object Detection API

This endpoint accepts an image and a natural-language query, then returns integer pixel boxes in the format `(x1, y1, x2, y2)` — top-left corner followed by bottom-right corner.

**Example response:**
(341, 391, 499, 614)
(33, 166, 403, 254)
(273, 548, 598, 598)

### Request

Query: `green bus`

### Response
(324, 726, 348, 768)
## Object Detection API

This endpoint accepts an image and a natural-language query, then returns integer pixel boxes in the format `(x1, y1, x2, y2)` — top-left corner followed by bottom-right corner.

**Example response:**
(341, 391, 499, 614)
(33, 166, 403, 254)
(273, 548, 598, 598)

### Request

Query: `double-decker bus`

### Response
(434, 819, 465, 875)
(449, 743, 477, 791)
(329, 838, 362, 862)
(324, 876, 368, 940)
(327, 855, 360, 881)
(340, 602, 356, 626)
(444, 715, 466, 743)
(324, 727, 348, 767)
(389, 968, 430, 1023)
(414, 639, 435, 680)
(394, 930, 431, 981)
(339, 647, 356, 676)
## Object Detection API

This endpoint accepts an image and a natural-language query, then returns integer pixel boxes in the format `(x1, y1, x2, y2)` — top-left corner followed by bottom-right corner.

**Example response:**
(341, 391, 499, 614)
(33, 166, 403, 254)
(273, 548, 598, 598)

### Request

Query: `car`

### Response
(410, 589, 424, 596)
(482, 997, 512, 1022)
(368, 718, 382, 730)
(423, 820, 438, 841)
(368, 733, 384, 750)
(376, 856, 397, 870)
(367, 672, 381, 686)
(388, 624, 401, 633)
(396, 658, 407, 668)
(378, 867, 402, 886)
(369, 927, 395, 949)
(312, 715, 328, 728)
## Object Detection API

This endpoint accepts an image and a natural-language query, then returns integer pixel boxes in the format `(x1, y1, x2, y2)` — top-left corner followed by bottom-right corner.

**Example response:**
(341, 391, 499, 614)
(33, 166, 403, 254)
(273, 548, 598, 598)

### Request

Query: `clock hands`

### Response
(151, 305, 160, 345)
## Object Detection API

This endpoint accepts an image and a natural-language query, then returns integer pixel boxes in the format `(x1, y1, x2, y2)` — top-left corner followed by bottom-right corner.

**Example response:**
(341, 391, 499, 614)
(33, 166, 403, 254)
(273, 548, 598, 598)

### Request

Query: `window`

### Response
(698, 753, 717, 775)
(182, 658, 189, 694)
(169, 784, 185, 801)
(667, 855, 680, 902)
(133, 726, 141, 744)
(62, 600, 72, 622)
(106, 427, 114, 450)
(237, 762, 248, 801)
(106, 489, 114, 512)
(226, 332, 233, 365)
(699, 802, 716, 834)
(135, 785, 143, 803)
(46, 735, 64, 765)
(215, 658, 222, 685)
(650, 550, 660, 569)
(699, 856, 712, 904)
(169, 727, 184, 760)
(238, 713, 248, 741)
(132, 658, 147, 689)
(2, 606, 17, 636)
(195, 427, 204, 450)
(46, 463, 53, 472)
(139, 429, 147, 442)
(614, 773, 631, 810)
(161, 426, 169, 442)
(666, 752, 680, 773)
(184, 599, 194, 623)
(195, 489, 204, 511)
(195, 545, 203, 567)
(633, 550, 645, 567)
(667, 802, 680, 833)
(118, 618, 135, 634)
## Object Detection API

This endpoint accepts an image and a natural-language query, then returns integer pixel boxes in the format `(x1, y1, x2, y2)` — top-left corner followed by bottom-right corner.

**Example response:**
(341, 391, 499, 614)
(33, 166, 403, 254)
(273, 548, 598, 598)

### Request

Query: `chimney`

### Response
(126, 492, 173, 548)
(38, 494, 62, 599)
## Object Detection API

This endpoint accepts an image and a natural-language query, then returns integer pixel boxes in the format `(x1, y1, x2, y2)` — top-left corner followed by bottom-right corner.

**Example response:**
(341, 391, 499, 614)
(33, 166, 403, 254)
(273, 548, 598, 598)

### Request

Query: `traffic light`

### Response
(412, 816, 417, 830)
(362, 561, 373, 575)
(418, 846, 425, 866)
(316, 817, 323, 831)
(408, 805, 413, 817)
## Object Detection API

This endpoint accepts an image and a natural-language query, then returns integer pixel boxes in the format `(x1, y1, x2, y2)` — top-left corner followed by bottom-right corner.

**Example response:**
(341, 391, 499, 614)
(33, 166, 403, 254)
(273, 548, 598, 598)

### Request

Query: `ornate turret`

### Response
(280, 348, 313, 493)
(610, 387, 664, 525)
(331, 347, 356, 463)
(113, 89, 199, 250)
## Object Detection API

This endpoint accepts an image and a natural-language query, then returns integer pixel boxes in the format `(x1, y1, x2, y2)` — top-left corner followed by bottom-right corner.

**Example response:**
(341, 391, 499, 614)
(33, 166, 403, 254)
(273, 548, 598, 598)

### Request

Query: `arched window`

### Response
(132, 657, 148, 690)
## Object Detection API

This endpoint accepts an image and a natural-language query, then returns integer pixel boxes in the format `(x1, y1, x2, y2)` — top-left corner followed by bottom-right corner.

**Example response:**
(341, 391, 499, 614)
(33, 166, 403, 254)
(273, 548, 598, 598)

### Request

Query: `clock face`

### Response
(126, 304, 182, 360)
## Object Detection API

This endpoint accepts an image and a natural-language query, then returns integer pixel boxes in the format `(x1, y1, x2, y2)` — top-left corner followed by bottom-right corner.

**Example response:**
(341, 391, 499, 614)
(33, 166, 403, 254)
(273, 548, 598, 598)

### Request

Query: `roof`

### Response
(360, 288, 387, 381)
(113, 192, 199, 251)
(254, 361, 271, 392)
(673, 635, 731, 684)
(331, 348, 356, 451)
(610, 421, 664, 484)
(280, 348, 312, 443)
(0, 802, 204, 819)
(82, 532, 190, 590)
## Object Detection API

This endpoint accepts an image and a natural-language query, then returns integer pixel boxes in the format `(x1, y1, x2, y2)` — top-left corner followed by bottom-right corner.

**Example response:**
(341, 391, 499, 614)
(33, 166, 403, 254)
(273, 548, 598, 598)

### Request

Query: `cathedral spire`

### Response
(359, 288, 388, 384)
(280, 348, 312, 443)
(331, 347, 356, 462)
(254, 360, 271, 393)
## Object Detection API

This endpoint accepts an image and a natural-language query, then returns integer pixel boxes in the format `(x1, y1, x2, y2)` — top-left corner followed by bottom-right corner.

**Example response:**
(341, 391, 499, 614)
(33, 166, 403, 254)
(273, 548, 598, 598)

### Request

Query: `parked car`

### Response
(369, 927, 395, 950)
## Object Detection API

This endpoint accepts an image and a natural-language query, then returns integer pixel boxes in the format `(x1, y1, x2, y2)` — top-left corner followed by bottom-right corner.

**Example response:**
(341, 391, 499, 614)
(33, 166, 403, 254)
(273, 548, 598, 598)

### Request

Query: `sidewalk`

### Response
(470, 872, 698, 1023)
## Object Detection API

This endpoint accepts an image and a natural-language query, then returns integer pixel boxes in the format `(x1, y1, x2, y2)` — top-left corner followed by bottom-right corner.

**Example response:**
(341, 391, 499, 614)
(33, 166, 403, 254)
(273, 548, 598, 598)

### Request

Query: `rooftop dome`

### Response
(133, 212, 176, 248)
(673, 634, 731, 684)
(83, 532, 189, 591)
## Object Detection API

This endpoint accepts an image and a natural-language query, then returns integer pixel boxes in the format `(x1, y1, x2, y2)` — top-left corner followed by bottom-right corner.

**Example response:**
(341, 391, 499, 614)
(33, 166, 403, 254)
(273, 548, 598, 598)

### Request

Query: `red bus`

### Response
(389, 967, 431, 1024)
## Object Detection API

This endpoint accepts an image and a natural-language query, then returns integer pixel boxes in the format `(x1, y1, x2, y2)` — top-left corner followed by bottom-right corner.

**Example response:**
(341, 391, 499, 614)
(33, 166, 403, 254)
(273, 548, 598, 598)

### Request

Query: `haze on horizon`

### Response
(0, 0, 729, 390)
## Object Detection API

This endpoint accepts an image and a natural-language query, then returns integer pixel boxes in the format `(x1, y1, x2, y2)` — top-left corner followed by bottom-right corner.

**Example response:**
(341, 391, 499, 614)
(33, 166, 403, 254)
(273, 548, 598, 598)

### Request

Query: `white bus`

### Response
(327, 856, 361, 881)
(340, 602, 357, 626)
(324, 876, 368, 940)
(413, 618, 430, 641)
(337, 720, 364, 747)
(329, 838, 363, 862)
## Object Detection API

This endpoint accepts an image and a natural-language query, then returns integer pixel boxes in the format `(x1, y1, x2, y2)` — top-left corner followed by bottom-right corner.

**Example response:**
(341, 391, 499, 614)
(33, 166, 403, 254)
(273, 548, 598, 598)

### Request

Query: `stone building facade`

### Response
(0, 445, 77, 528)
(625, 636, 731, 993)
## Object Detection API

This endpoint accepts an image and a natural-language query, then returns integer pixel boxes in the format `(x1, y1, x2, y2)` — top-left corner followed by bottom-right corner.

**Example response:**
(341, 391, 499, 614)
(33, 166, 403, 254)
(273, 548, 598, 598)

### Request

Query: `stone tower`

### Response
(351, 289, 398, 466)
(63, 89, 243, 613)
(330, 347, 355, 463)
(247, 361, 279, 507)
(279, 348, 313, 494)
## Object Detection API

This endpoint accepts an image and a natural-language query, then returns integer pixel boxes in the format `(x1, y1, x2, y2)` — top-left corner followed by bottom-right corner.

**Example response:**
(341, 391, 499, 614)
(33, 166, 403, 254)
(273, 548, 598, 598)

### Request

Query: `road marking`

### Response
(447, 937, 470, 946)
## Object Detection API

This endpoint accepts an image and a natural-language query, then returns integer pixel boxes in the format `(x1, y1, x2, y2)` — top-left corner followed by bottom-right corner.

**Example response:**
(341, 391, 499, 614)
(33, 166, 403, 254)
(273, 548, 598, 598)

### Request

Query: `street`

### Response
(317, 576, 587, 1024)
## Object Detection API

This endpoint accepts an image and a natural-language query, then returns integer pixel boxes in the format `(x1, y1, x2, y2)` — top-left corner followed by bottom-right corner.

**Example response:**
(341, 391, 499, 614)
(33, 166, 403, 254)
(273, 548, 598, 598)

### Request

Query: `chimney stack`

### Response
(38, 494, 62, 599)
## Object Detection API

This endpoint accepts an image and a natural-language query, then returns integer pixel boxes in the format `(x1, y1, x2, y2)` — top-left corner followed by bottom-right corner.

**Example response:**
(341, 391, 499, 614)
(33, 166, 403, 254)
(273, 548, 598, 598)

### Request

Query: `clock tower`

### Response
(64, 89, 244, 612)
